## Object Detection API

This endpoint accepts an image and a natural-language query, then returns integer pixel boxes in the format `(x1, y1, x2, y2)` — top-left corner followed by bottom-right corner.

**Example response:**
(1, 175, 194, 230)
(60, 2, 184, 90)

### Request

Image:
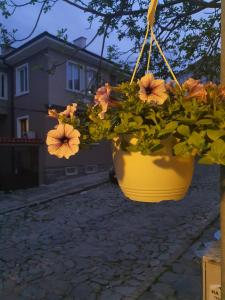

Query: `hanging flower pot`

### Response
(46, 76, 225, 203)
(112, 137, 194, 202)
(46, 0, 225, 203)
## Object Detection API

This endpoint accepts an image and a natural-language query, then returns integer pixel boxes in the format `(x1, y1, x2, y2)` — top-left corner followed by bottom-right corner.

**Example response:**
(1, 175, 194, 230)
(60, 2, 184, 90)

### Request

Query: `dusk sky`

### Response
(3, 1, 132, 60)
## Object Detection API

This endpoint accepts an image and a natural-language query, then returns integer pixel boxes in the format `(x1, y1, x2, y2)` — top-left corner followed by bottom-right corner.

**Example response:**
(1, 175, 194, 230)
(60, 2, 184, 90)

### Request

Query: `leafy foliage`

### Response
(49, 75, 225, 165)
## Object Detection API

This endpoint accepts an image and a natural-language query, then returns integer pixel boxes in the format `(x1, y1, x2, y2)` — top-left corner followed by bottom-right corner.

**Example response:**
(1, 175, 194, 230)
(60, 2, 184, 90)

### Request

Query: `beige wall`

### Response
(43, 115, 113, 182)
(10, 48, 116, 183)
(47, 49, 112, 107)
(0, 66, 12, 136)
(13, 51, 49, 137)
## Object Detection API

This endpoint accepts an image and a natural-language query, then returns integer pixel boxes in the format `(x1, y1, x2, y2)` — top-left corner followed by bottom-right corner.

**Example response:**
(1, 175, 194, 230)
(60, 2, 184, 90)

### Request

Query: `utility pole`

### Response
(220, 0, 225, 299)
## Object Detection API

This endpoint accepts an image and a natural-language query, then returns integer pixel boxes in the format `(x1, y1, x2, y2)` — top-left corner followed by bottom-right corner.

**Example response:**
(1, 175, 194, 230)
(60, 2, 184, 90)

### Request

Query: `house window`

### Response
(66, 61, 83, 91)
(16, 63, 29, 96)
(17, 116, 29, 138)
(0, 72, 7, 100)
(86, 68, 97, 94)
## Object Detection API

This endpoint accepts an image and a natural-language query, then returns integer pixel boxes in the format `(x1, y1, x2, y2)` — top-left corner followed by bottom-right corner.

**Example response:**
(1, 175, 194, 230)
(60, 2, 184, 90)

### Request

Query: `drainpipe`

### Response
(220, 0, 225, 298)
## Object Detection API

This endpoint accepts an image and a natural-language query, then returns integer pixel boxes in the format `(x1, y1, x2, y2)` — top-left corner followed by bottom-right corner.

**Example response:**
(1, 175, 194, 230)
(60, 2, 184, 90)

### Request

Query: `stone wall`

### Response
(43, 162, 112, 184)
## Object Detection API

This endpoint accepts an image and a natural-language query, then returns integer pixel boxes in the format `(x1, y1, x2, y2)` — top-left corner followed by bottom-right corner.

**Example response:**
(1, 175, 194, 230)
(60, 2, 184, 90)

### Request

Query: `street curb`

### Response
(0, 172, 109, 215)
(124, 210, 219, 300)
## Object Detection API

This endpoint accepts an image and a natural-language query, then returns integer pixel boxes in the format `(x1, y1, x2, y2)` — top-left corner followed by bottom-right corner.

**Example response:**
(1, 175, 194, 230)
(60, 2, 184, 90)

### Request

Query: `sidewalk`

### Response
(0, 171, 109, 214)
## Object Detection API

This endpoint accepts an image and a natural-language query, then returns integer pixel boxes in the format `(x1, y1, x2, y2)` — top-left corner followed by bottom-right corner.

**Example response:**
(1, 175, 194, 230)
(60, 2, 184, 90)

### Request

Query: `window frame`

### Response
(0, 72, 8, 100)
(16, 115, 29, 138)
(66, 60, 84, 92)
(15, 63, 29, 96)
(86, 66, 98, 95)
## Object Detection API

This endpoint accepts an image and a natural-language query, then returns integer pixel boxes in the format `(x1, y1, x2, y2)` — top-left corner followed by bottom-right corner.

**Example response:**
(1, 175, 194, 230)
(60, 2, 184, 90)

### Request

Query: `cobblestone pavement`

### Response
(0, 172, 108, 214)
(0, 165, 220, 300)
(139, 219, 220, 300)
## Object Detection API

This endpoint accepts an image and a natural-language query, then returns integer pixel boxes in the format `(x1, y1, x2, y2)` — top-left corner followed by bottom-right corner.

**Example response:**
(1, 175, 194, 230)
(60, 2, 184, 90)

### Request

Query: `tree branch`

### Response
(12, 1, 46, 42)
(62, 0, 221, 19)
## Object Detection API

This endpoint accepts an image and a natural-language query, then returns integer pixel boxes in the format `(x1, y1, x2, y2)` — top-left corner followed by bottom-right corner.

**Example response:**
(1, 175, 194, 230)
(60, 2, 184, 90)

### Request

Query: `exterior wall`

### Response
(43, 141, 112, 183)
(47, 49, 112, 107)
(10, 48, 114, 184)
(0, 64, 12, 136)
(40, 49, 114, 183)
(43, 107, 112, 184)
(3, 43, 123, 185)
(13, 50, 49, 138)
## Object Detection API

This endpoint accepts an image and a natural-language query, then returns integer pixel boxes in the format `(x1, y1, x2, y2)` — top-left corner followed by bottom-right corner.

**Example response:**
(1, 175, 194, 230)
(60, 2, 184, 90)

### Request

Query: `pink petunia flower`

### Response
(138, 73, 168, 105)
(46, 124, 80, 159)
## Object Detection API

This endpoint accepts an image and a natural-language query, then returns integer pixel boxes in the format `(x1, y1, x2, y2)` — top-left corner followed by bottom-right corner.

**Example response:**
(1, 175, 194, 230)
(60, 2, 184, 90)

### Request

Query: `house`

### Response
(0, 32, 128, 189)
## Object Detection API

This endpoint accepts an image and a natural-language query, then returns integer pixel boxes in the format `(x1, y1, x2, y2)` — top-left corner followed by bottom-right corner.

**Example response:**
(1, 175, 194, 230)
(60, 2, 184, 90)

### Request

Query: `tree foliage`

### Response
(0, 0, 221, 80)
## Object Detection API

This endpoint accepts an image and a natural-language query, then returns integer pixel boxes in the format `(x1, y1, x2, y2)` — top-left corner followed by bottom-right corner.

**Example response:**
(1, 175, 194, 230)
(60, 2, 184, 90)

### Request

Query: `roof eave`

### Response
(5, 32, 120, 70)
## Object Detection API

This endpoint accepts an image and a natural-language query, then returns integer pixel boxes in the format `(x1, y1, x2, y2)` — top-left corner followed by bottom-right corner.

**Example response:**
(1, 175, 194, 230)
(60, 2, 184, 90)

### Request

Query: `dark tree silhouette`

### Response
(0, 0, 221, 79)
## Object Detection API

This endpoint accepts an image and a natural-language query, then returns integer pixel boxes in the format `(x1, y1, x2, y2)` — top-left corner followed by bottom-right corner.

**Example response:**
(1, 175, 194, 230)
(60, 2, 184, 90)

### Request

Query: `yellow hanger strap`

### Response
(147, 0, 158, 27)
(130, 0, 181, 89)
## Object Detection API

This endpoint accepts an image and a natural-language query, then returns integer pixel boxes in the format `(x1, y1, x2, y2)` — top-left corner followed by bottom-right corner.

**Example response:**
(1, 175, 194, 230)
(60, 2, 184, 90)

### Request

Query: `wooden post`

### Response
(221, 0, 225, 299)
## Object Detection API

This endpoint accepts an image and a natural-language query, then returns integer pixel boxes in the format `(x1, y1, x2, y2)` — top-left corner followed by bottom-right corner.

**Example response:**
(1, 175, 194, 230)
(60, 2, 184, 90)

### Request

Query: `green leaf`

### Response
(158, 121, 178, 137)
(177, 125, 190, 137)
(196, 119, 214, 126)
(207, 129, 225, 141)
(145, 111, 157, 123)
(176, 117, 194, 125)
(211, 139, 225, 156)
(126, 145, 139, 152)
(165, 121, 178, 130)
(140, 125, 156, 136)
(133, 116, 143, 127)
(198, 156, 214, 165)
(173, 142, 189, 156)
(150, 143, 164, 152)
(188, 131, 205, 148)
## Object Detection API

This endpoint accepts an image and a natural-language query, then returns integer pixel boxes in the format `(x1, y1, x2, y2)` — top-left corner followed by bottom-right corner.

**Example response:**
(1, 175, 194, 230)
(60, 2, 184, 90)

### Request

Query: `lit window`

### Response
(16, 63, 29, 96)
(17, 116, 29, 138)
(0, 72, 7, 100)
(86, 68, 97, 94)
(66, 61, 83, 91)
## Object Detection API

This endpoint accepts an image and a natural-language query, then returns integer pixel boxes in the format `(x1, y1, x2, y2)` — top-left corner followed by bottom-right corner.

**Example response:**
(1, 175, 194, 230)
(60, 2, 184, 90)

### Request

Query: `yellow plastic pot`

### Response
(112, 137, 194, 203)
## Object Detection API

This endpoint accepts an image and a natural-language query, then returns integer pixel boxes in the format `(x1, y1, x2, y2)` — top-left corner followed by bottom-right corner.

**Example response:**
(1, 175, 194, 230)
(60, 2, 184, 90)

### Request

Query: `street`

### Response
(0, 165, 220, 300)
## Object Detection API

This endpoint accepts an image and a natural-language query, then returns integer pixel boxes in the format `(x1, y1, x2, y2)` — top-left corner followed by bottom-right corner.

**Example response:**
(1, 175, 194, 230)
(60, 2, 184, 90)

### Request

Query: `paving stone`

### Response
(62, 296, 74, 300)
(172, 260, 201, 276)
(92, 277, 109, 285)
(0, 292, 22, 300)
(150, 259, 161, 267)
(151, 282, 175, 297)
(99, 289, 123, 300)
(71, 283, 95, 300)
(19, 285, 46, 299)
(71, 274, 90, 285)
(63, 260, 75, 269)
(114, 285, 136, 295)
(2, 279, 17, 290)
(0, 166, 220, 300)
(159, 253, 170, 261)
(173, 275, 201, 299)
(159, 272, 179, 284)
(122, 244, 138, 254)
(139, 291, 165, 300)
